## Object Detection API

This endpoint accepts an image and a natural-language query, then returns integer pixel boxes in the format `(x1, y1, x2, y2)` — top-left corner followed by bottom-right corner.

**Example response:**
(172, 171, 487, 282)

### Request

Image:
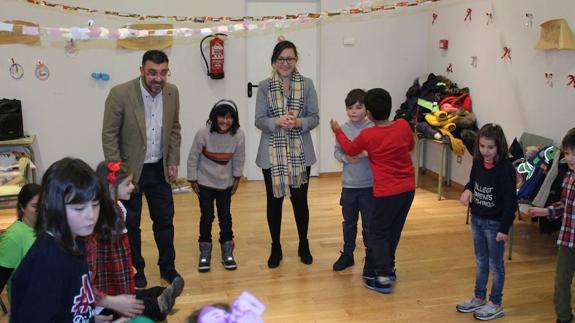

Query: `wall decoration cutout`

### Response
(9, 58, 24, 80)
(116, 23, 173, 50)
(568, 75, 575, 88)
(485, 12, 493, 25)
(64, 38, 78, 56)
(0, 20, 40, 45)
(439, 39, 448, 49)
(464, 8, 472, 22)
(536, 19, 575, 50)
(446, 63, 453, 73)
(34, 60, 49, 80)
(470, 56, 477, 68)
(91, 72, 110, 81)
(500, 47, 511, 60)
(432, 13, 438, 25)
(545, 73, 553, 87)
(525, 13, 533, 28)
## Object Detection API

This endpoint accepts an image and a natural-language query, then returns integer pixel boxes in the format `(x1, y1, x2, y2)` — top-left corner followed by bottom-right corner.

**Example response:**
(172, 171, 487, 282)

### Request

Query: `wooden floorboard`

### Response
(0, 174, 562, 322)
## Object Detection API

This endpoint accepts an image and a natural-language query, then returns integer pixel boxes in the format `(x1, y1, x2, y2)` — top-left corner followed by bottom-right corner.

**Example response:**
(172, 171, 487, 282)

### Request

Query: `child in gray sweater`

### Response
(333, 89, 374, 272)
(187, 100, 245, 273)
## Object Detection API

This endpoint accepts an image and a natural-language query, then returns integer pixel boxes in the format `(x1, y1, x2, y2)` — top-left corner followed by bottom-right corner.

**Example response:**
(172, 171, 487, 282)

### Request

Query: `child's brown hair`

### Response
(473, 123, 509, 163)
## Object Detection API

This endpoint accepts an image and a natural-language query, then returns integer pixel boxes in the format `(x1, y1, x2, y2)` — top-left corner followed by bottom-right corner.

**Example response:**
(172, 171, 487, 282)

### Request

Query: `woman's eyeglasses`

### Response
(276, 57, 297, 65)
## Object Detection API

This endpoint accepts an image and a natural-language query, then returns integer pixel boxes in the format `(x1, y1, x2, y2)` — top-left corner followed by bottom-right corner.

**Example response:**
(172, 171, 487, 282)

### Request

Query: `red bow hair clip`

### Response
(107, 161, 121, 184)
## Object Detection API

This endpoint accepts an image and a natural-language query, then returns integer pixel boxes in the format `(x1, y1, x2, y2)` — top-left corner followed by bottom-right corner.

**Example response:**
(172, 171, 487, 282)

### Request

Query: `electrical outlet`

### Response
(457, 156, 462, 164)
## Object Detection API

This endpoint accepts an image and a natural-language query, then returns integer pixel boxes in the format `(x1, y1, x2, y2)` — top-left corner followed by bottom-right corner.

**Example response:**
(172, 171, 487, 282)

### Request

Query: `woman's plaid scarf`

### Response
(268, 69, 307, 198)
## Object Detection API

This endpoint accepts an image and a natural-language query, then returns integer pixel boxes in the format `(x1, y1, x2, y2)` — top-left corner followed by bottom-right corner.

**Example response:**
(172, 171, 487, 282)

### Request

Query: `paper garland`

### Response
(116, 23, 173, 50)
(1, 0, 441, 40)
(0, 20, 41, 44)
(23, 0, 436, 23)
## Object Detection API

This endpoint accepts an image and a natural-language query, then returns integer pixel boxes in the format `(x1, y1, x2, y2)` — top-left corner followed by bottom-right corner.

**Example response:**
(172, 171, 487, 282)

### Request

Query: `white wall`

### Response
(320, 0, 429, 173)
(426, 0, 575, 185)
(1, 0, 430, 179)
(2, 0, 574, 183)
(1, 1, 246, 178)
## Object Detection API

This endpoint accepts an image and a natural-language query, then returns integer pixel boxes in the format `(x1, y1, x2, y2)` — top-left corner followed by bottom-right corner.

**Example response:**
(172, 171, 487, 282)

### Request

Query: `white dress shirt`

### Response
(140, 79, 163, 164)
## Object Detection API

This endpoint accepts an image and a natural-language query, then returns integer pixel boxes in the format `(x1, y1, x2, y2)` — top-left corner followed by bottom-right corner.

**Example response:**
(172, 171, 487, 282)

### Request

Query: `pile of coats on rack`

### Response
(394, 73, 478, 156)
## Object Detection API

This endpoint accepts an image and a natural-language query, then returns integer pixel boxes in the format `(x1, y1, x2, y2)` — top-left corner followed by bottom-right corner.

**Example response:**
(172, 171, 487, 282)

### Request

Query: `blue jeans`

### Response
(471, 216, 506, 305)
(340, 187, 373, 256)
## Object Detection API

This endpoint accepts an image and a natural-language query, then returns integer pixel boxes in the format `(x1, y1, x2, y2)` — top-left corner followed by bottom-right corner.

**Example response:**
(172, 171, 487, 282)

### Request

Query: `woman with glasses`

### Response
(254, 40, 319, 268)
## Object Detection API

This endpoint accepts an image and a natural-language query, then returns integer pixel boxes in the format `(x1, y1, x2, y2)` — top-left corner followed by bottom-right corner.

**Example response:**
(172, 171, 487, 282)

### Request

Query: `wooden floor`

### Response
(0, 174, 563, 322)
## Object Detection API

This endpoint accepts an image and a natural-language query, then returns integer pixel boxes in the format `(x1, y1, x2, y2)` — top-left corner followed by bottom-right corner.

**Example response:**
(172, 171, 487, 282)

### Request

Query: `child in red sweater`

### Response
(330, 88, 415, 294)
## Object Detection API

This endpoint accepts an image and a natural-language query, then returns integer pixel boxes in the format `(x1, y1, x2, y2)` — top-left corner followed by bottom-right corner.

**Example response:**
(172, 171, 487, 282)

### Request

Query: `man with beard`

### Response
(102, 50, 182, 288)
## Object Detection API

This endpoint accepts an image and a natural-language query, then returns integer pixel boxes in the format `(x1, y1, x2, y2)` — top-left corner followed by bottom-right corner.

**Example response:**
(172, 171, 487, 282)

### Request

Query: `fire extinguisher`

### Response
(200, 33, 227, 79)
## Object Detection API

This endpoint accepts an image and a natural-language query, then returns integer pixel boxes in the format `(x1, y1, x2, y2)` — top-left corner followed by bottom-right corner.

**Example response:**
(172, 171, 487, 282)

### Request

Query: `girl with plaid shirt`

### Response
(529, 127, 575, 323)
(86, 161, 184, 320)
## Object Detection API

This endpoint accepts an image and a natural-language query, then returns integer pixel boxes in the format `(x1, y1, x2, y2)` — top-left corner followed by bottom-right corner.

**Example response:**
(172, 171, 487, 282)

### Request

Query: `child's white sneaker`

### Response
(456, 297, 486, 313)
(473, 302, 504, 321)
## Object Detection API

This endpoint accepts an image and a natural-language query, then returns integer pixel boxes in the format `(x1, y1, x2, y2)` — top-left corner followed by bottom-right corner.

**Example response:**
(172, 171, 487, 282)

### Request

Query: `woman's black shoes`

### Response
(267, 241, 313, 267)
(267, 243, 283, 268)
(298, 240, 313, 265)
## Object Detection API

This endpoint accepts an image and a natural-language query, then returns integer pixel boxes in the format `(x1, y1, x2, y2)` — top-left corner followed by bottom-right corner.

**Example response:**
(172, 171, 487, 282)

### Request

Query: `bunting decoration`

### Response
(116, 23, 173, 50)
(0, 20, 40, 44)
(0, 0, 441, 40)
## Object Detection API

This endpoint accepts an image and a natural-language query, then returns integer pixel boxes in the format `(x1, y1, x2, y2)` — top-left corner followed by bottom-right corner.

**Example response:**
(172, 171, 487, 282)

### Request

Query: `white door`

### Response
(245, 0, 320, 180)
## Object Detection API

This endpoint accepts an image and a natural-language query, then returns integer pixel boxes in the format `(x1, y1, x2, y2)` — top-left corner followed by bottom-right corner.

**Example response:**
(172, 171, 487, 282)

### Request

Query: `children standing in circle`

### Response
(87, 161, 184, 320)
(0, 183, 40, 300)
(527, 127, 575, 323)
(332, 89, 373, 271)
(457, 124, 517, 321)
(10, 157, 117, 322)
(187, 99, 245, 272)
